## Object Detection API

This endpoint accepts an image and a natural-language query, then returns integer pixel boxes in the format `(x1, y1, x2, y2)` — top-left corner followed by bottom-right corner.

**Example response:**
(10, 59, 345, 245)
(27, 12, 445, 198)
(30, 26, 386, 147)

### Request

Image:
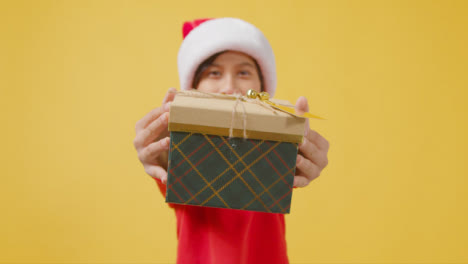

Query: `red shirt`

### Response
(154, 178, 289, 264)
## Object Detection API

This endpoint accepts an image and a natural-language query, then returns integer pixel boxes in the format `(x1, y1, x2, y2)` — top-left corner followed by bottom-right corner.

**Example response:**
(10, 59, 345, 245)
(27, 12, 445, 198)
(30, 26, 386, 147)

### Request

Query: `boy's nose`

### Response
(219, 75, 239, 94)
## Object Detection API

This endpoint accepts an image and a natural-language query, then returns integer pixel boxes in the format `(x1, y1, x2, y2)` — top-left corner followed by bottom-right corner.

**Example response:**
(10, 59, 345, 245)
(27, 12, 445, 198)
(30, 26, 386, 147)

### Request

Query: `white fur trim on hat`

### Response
(177, 18, 277, 96)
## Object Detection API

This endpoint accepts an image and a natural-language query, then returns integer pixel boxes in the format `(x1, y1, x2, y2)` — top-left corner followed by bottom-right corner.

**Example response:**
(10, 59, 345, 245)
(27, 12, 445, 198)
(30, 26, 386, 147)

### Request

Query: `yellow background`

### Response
(1, 0, 467, 263)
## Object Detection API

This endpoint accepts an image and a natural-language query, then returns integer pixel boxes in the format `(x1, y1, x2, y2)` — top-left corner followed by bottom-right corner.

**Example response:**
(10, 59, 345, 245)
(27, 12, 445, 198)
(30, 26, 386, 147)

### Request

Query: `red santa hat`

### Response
(177, 17, 277, 96)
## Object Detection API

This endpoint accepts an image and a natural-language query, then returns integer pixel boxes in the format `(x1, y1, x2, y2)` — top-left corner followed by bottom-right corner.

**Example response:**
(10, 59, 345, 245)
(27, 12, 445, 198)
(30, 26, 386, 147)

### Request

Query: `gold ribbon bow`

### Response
(246, 90, 325, 119)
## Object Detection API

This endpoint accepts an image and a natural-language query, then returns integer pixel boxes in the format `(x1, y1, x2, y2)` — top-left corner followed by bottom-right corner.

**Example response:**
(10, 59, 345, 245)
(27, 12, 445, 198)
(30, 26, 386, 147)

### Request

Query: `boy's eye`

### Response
(208, 70, 221, 77)
(238, 70, 251, 76)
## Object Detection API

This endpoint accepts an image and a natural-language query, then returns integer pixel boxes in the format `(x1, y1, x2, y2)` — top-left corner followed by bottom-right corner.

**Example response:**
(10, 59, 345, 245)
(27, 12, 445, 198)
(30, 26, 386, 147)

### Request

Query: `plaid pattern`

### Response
(166, 131, 298, 214)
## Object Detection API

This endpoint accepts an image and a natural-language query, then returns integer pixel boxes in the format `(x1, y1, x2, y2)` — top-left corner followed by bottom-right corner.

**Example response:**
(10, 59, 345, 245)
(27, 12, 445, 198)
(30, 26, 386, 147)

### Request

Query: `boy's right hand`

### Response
(133, 88, 177, 184)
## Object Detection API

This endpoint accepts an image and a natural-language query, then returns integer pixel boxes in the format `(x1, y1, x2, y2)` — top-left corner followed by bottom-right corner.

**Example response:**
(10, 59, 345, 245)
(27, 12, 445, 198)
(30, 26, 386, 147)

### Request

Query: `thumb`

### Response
(295, 96, 309, 115)
(162, 87, 177, 104)
(295, 96, 310, 136)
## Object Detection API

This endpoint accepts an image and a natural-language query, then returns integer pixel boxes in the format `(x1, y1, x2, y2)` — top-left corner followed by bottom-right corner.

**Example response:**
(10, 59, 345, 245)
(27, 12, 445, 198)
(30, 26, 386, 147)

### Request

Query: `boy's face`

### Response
(196, 51, 262, 95)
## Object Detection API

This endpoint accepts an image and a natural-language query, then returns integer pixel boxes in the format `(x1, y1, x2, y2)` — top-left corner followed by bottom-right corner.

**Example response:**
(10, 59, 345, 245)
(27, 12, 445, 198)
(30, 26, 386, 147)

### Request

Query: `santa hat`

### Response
(177, 17, 277, 96)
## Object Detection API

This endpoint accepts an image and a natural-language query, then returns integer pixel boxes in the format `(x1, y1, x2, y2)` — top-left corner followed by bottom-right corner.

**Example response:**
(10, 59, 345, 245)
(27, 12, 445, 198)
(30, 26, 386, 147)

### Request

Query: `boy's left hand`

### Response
(293, 96, 330, 187)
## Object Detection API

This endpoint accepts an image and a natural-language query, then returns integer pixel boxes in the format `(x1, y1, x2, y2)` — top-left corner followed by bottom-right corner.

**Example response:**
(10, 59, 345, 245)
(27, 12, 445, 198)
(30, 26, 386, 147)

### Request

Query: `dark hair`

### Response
(191, 51, 265, 91)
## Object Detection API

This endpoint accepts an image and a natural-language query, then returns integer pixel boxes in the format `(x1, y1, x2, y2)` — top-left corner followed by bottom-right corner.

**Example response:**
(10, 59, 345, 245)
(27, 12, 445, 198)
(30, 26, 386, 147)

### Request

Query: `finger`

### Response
(306, 129, 330, 151)
(135, 103, 171, 133)
(144, 164, 168, 183)
(293, 175, 310, 188)
(140, 112, 169, 147)
(138, 137, 170, 164)
(133, 112, 169, 149)
(296, 154, 321, 182)
(298, 137, 328, 169)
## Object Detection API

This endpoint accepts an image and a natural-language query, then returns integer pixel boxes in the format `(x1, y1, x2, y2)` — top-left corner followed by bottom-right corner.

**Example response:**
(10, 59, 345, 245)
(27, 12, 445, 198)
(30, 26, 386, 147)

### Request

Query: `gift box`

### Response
(165, 90, 308, 214)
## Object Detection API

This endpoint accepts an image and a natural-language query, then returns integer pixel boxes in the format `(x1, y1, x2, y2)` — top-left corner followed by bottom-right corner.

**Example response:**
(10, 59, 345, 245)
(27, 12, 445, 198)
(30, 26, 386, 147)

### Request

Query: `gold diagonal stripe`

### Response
(200, 136, 270, 212)
(201, 136, 281, 211)
(171, 132, 193, 150)
(168, 132, 194, 176)
(172, 143, 230, 208)
(242, 166, 296, 211)
(201, 136, 271, 212)
(183, 138, 264, 204)
(221, 137, 285, 212)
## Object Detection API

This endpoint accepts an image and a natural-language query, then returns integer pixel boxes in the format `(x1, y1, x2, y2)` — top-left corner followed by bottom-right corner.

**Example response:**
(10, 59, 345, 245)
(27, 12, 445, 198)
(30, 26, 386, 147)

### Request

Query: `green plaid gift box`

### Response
(166, 91, 308, 214)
